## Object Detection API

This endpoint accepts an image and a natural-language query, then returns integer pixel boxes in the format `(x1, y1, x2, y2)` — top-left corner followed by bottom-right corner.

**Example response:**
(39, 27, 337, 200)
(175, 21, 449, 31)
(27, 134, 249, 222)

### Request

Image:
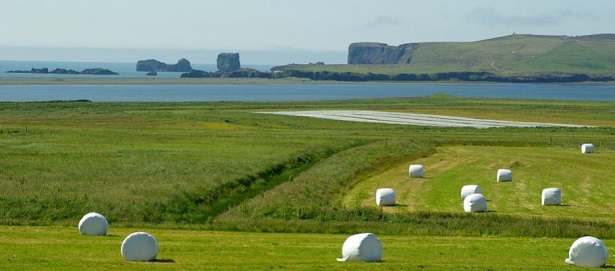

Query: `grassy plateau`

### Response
(1, 93, 615, 270)
(278, 34, 615, 80)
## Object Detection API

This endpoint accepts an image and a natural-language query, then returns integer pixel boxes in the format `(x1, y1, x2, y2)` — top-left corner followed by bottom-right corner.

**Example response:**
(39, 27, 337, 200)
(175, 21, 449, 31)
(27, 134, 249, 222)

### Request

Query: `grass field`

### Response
(346, 146, 615, 219)
(2, 95, 615, 269)
(0, 226, 603, 270)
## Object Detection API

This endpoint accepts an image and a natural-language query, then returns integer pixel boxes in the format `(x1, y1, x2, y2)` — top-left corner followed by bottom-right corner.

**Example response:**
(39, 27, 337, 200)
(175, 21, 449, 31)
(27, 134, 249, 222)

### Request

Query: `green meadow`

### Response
(1, 95, 615, 269)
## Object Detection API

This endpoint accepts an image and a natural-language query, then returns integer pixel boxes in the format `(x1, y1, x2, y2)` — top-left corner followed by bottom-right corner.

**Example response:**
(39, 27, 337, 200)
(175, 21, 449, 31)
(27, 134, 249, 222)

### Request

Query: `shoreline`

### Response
(1, 77, 614, 86)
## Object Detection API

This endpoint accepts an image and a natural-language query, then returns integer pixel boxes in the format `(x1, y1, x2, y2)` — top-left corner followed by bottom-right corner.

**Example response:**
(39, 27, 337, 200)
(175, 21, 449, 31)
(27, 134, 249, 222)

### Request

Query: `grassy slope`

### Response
(282, 34, 615, 75)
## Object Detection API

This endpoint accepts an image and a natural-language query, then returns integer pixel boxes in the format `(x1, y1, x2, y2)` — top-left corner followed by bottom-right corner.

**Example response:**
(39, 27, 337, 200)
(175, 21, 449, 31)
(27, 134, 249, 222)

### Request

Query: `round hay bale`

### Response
(496, 169, 512, 182)
(375, 188, 396, 206)
(565, 236, 608, 267)
(408, 164, 424, 178)
(460, 185, 482, 200)
(542, 188, 562, 206)
(463, 193, 487, 213)
(121, 232, 158, 262)
(582, 143, 595, 154)
(337, 233, 382, 262)
(78, 212, 108, 236)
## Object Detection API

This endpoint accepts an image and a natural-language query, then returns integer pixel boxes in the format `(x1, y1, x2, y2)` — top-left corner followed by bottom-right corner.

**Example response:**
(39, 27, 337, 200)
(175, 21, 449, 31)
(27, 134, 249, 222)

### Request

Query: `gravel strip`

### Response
(258, 110, 591, 128)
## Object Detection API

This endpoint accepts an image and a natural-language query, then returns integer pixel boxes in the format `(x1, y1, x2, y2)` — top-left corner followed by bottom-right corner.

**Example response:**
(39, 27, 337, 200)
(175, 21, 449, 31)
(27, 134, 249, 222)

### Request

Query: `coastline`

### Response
(0, 77, 302, 85)
(1, 77, 614, 86)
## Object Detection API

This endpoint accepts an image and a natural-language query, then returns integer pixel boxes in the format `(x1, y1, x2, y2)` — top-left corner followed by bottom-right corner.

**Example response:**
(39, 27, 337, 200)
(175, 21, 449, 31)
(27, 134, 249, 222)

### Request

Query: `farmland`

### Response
(1, 95, 615, 269)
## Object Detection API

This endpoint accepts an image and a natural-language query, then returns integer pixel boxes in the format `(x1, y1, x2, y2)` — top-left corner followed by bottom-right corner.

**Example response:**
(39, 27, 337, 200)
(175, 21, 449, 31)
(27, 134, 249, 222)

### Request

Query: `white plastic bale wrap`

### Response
(337, 233, 383, 262)
(463, 193, 487, 213)
(565, 236, 608, 268)
(460, 185, 482, 200)
(582, 143, 595, 154)
(542, 188, 562, 206)
(121, 232, 158, 262)
(408, 164, 424, 178)
(78, 212, 108, 236)
(496, 169, 512, 182)
(376, 188, 396, 206)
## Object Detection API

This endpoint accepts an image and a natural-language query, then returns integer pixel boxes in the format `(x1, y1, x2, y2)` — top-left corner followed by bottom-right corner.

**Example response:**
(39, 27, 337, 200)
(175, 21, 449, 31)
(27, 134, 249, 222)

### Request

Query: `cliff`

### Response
(217, 53, 241, 73)
(348, 42, 418, 64)
(136, 58, 192, 72)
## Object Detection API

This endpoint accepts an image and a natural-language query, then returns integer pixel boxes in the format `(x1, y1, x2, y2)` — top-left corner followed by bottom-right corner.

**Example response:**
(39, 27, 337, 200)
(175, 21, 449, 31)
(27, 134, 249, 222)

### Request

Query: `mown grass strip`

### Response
(0, 225, 601, 270)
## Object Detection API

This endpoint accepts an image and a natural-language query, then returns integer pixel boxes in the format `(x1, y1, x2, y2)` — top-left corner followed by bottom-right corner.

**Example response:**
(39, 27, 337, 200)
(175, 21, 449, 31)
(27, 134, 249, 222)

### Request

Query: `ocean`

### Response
(1, 60, 614, 102)
(1, 83, 614, 102)
(0, 60, 274, 79)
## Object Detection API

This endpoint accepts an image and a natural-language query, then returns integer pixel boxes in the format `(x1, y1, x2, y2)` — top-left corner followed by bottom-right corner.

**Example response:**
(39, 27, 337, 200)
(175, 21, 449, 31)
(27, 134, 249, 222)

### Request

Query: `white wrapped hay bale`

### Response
(121, 232, 158, 262)
(463, 193, 487, 213)
(376, 188, 396, 206)
(337, 233, 382, 262)
(542, 188, 562, 206)
(460, 185, 482, 200)
(496, 169, 512, 182)
(565, 236, 608, 268)
(78, 212, 108, 236)
(582, 143, 595, 154)
(408, 164, 424, 178)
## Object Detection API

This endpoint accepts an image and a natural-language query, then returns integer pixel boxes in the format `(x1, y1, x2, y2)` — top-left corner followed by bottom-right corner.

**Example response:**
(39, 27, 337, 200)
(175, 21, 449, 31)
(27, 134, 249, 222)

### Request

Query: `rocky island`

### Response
(136, 58, 192, 72)
(7, 67, 119, 75)
(180, 53, 272, 78)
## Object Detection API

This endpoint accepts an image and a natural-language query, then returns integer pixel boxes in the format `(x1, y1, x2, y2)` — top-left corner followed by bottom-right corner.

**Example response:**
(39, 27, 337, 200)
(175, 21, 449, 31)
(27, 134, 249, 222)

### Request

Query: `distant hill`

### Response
(274, 34, 615, 82)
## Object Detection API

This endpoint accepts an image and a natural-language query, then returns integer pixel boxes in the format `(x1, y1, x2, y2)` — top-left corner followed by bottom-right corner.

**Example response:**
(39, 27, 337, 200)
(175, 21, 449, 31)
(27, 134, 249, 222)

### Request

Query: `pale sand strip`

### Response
(258, 110, 591, 128)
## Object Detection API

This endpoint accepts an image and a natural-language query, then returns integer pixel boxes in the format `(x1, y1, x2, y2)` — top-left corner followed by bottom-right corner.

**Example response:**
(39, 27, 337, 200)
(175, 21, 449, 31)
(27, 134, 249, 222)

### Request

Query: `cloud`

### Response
(471, 7, 555, 27)
(470, 7, 596, 28)
(365, 15, 403, 28)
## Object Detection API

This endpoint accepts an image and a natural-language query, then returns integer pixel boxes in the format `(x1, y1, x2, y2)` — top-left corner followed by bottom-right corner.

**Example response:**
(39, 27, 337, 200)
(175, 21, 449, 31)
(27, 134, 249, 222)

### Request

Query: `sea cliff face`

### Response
(347, 42, 418, 64)
(217, 53, 240, 73)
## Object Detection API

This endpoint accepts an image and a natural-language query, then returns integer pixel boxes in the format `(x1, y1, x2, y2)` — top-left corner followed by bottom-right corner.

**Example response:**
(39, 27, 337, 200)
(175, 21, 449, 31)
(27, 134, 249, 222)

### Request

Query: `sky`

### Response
(0, 0, 613, 64)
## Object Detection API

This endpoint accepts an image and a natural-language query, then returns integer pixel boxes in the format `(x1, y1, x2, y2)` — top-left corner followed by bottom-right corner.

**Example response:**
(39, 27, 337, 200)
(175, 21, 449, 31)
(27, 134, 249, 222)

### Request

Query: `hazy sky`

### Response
(0, 0, 613, 64)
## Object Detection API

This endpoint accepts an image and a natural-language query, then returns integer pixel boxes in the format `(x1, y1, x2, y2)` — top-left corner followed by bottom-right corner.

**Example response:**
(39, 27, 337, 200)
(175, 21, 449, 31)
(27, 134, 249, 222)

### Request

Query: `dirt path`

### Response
(490, 61, 499, 71)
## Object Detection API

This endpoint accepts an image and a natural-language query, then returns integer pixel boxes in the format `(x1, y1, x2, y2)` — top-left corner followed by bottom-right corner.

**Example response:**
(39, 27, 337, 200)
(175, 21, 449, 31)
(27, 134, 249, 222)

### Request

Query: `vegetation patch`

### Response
(1, 97, 614, 237)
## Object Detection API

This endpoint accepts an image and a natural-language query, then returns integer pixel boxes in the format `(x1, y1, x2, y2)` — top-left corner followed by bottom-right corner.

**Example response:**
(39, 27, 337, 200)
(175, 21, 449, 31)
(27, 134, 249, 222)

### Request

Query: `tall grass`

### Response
(219, 138, 433, 219)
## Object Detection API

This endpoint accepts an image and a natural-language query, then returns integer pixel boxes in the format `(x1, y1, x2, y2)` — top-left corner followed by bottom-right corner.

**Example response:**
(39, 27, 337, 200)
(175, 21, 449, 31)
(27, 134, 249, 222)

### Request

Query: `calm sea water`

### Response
(0, 61, 614, 102)
(0, 60, 273, 79)
(1, 83, 614, 102)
